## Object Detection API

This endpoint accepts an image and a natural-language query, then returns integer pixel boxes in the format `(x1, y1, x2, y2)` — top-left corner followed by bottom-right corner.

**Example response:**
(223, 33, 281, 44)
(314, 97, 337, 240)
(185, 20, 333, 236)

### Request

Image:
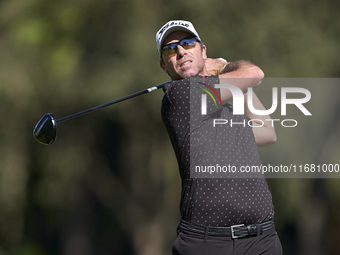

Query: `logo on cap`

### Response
(157, 21, 190, 40)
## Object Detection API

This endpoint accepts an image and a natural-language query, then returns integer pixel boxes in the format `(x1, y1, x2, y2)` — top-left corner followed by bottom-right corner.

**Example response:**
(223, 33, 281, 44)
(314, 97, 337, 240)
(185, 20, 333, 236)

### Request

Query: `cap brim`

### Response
(161, 27, 196, 45)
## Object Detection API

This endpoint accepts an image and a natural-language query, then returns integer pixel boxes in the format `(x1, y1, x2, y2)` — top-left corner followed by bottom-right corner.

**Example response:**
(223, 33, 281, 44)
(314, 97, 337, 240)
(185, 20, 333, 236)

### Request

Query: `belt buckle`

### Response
(231, 224, 246, 239)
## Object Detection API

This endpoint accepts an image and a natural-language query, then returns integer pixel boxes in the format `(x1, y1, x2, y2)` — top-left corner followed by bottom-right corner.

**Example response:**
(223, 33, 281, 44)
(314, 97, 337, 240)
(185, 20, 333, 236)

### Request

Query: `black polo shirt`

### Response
(161, 75, 274, 227)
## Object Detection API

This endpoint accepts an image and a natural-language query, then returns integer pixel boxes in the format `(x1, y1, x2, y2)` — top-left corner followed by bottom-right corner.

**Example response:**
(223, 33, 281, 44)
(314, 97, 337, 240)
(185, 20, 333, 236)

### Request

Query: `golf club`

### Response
(33, 81, 171, 146)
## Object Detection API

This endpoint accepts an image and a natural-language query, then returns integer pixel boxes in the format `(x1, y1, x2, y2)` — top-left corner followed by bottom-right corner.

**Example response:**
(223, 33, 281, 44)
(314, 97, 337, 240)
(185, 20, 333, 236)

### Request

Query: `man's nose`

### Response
(176, 45, 186, 57)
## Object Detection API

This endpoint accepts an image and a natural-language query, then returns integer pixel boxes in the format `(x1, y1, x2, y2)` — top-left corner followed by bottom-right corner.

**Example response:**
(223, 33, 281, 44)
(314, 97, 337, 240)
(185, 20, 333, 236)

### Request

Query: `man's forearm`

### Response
(244, 91, 277, 147)
(218, 60, 264, 102)
(220, 61, 240, 73)
(219, 60, 264, 79)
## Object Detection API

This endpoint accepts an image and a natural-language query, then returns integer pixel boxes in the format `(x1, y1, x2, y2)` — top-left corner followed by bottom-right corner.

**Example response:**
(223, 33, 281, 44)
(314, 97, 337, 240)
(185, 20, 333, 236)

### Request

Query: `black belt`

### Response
(179, 218, 275, 239)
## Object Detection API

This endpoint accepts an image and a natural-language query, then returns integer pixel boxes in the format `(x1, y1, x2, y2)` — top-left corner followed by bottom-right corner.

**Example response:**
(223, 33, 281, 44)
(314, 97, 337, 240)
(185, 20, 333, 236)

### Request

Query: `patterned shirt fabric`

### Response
(161, 75, 274, 227)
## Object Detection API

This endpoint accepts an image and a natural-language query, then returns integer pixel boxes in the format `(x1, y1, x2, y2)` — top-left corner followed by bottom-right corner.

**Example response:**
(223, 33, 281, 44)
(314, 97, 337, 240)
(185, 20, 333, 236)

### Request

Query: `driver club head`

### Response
(33, 113, 57, 145)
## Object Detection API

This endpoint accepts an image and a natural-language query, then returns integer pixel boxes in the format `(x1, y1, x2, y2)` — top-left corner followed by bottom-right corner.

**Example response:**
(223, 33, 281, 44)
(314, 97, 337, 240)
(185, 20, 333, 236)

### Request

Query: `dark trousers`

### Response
(172, 227, 282, 255)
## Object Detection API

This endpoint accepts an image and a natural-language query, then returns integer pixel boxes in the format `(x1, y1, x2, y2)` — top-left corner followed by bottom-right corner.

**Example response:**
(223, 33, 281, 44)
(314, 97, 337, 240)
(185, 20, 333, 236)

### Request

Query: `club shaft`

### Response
(56, 81, 171, 123)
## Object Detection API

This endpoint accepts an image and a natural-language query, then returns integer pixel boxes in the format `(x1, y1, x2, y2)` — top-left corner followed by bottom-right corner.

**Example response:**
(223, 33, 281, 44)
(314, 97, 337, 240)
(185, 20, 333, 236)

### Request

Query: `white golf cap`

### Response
(156, 20, 201, 56)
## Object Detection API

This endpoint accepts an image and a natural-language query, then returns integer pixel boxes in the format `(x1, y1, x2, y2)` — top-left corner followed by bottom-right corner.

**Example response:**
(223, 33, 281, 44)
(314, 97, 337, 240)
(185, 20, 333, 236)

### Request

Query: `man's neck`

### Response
(198, 65, 211, 76)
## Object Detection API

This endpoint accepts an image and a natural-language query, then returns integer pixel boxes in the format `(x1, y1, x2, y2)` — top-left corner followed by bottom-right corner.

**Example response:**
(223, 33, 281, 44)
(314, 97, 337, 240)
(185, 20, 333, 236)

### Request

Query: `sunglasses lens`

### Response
(162, 47, 177, 58)
(180, 38, 197, 50)
(161, 37, 198, 58)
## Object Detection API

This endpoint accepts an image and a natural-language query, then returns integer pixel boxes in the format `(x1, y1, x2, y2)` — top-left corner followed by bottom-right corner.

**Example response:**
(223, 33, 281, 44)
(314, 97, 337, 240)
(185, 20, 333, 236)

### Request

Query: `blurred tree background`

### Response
(0, 0, 339, 254)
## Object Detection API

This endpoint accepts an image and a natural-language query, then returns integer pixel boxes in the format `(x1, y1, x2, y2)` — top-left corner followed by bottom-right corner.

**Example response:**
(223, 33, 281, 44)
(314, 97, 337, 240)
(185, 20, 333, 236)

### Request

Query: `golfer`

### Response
(156, 20, 282, 254)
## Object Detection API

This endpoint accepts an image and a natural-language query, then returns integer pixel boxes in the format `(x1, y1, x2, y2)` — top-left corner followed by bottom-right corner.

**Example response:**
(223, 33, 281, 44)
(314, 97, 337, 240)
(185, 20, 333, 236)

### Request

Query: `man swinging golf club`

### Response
(157, 20, 282, 255)
(32, 18, 283, 255)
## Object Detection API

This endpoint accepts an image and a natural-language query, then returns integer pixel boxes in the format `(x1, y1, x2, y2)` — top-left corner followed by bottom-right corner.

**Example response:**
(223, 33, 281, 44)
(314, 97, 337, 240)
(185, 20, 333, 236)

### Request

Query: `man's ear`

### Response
(159, 59, 168, 74)
(202, 45, 207, 60)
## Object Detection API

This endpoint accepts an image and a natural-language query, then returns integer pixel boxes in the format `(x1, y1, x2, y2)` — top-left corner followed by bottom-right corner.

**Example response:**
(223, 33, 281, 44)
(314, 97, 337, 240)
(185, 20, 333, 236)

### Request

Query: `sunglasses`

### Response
(161, 36, 200, 58)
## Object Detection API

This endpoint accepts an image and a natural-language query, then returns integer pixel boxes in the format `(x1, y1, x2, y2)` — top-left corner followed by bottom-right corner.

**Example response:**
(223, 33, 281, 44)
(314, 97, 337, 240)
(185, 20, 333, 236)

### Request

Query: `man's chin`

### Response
(169, 69, 201, 80)
(179, 70, 199, 79)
